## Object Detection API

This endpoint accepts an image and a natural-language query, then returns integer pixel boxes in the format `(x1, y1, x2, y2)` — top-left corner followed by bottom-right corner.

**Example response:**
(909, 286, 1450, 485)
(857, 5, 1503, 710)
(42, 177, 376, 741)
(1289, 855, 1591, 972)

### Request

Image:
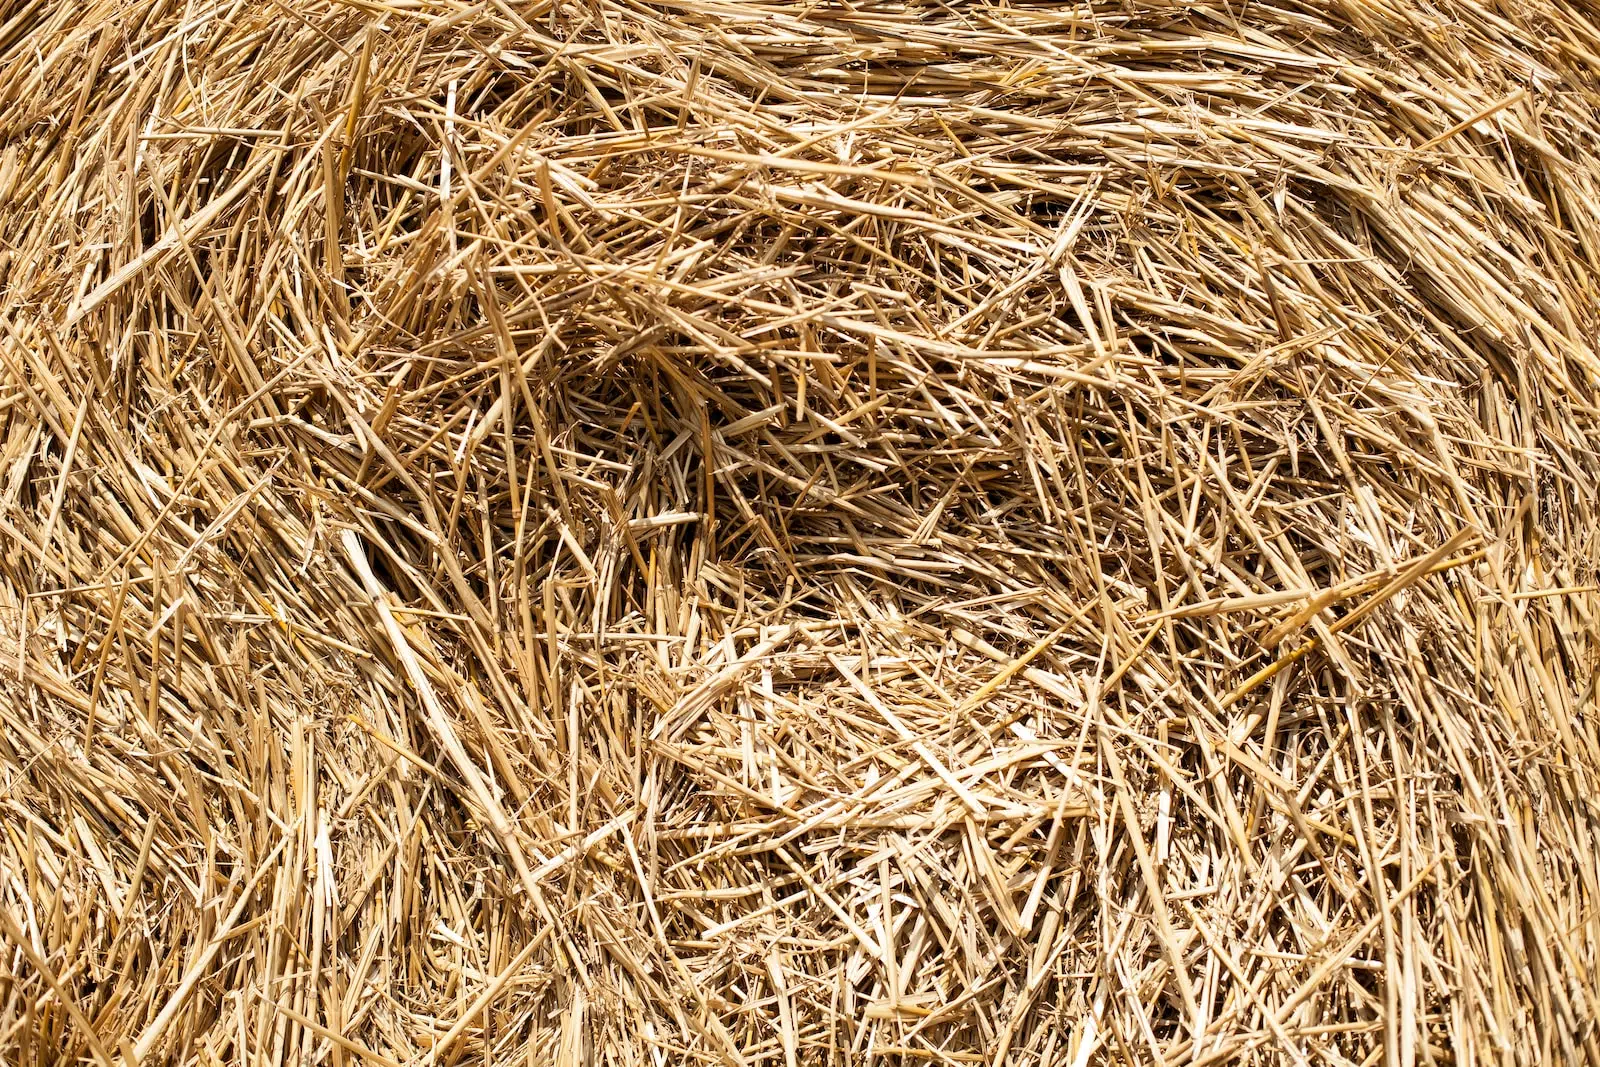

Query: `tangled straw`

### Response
(3, 0, 1600, 1063)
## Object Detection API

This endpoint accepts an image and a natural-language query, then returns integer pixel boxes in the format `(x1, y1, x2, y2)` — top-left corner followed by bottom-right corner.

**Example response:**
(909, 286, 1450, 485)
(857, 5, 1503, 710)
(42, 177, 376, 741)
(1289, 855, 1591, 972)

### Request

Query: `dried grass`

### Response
(2, 0, 1600, 1063)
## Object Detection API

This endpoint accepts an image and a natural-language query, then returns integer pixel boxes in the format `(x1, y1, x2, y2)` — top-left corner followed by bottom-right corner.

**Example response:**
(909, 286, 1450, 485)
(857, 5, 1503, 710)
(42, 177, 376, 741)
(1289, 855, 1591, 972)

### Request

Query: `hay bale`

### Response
(2, 0, 1599, 1062)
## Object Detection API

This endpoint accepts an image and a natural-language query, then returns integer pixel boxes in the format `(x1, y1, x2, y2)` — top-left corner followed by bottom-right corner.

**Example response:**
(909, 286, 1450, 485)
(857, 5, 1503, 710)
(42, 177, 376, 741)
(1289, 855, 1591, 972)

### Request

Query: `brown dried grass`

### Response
(3, 0, 1600, 1063)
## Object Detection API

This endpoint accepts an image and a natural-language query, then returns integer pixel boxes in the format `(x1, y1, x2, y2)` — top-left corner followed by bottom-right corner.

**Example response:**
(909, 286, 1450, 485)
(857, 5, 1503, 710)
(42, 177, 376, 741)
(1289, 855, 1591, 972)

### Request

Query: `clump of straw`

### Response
(3, 0, 1600, 1062)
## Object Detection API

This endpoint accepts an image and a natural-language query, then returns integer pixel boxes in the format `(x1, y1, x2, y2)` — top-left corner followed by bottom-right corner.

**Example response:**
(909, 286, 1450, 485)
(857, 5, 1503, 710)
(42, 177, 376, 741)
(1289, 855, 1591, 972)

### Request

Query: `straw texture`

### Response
(2, 0, 1600, 1063)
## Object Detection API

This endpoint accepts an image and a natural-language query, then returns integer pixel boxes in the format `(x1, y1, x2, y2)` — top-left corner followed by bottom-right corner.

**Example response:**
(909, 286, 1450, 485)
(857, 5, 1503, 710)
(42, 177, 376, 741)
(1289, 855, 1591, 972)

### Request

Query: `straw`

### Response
(2, 0, 1600, 1063)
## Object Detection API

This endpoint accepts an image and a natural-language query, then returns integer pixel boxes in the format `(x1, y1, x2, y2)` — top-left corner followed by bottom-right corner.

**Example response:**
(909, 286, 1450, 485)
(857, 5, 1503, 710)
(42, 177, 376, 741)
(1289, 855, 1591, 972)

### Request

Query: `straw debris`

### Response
(3, 0, 1600, 1063)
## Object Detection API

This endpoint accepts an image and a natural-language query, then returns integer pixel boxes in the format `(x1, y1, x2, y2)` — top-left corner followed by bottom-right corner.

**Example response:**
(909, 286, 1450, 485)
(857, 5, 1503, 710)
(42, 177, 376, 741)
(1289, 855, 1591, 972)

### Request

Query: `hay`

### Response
(2, 0, 1600, 1061)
